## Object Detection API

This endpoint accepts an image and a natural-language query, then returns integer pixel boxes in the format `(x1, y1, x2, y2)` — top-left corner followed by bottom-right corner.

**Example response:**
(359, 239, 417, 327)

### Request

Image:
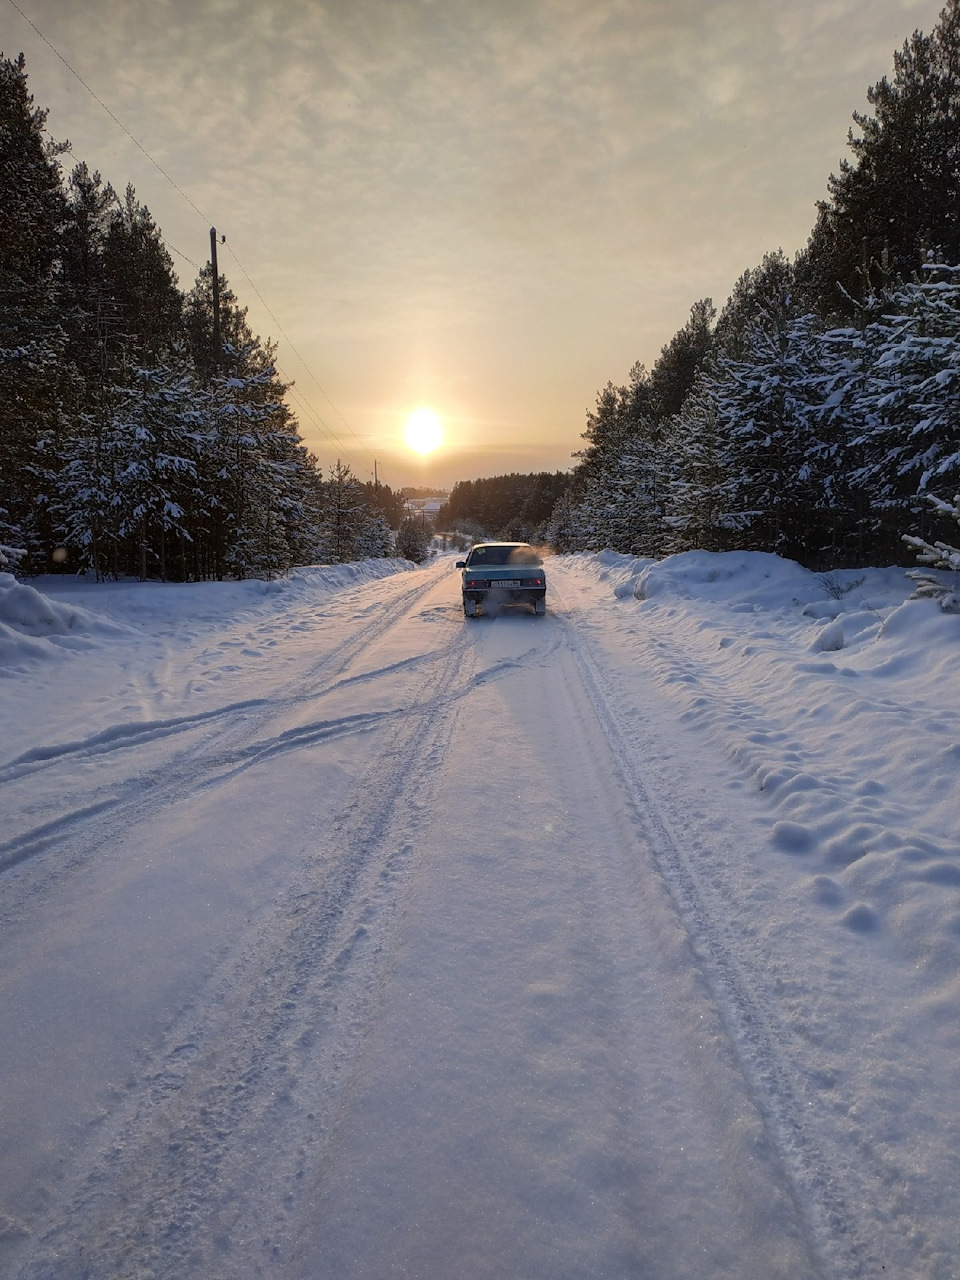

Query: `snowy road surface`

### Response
(2, 552, 959, 1277)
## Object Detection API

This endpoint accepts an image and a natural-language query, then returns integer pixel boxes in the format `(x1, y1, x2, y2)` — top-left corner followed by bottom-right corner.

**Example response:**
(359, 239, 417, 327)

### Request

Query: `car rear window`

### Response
(467, 545, 541, 567)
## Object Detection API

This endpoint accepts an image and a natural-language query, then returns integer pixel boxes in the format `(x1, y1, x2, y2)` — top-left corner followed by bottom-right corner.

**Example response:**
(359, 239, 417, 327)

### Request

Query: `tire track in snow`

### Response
(574, 579, 957, 1276)
(1, 564, 441, 787)
(0, 710, 393, 882)
(0, 563, 447, 896)
(13, 594, 478, 1280)
(0, 799, 122, 873)
(0, 699, 269, 782)
(552, 582, 877, 1280)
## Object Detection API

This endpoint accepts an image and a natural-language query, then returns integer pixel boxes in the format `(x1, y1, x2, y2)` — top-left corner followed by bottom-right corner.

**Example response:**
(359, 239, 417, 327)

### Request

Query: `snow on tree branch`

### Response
(903, 492, 960, 609)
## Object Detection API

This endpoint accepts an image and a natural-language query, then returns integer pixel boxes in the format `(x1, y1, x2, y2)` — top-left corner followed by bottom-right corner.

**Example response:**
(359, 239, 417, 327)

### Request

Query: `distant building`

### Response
(403, 498, 444, 524)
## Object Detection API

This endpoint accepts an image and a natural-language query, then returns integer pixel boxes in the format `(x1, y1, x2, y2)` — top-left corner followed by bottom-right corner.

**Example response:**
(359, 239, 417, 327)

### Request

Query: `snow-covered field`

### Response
(1, 549, 958, 1278)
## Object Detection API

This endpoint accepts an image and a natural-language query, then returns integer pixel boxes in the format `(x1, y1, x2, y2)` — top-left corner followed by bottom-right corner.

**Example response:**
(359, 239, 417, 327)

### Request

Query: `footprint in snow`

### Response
(810, 875, 844, 906)
(772, 821, 815, 854)
(842, 903, 879, 933)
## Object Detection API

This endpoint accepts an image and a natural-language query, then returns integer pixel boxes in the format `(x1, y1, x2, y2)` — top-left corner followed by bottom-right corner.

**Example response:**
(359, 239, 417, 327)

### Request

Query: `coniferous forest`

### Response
(435, 472, 571, 544)
(546, 0, 960, 570)
(1, 53, 396, 580)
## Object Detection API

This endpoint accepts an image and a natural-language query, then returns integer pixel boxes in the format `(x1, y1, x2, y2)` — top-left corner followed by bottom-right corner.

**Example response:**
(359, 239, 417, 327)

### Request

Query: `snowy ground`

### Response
(1, 549, 958, 1279)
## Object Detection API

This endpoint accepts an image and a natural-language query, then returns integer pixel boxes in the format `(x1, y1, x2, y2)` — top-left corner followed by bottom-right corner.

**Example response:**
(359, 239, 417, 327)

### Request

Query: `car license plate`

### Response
(491, 580, 515, 588)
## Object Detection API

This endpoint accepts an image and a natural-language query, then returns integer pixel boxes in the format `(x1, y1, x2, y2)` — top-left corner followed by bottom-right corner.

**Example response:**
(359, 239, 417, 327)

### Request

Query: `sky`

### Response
(2, 0, 944, 490)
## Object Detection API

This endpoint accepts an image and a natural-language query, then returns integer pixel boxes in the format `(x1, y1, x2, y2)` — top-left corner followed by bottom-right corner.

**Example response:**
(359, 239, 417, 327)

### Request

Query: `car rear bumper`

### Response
(463, 587, 546, 603)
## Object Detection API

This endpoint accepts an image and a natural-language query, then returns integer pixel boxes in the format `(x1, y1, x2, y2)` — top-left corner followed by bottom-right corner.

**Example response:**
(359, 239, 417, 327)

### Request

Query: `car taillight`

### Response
(466, 578, 482, 587)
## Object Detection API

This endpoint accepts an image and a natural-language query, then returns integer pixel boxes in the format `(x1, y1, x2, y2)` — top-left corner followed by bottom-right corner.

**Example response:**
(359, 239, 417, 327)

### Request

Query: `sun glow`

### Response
(403, 406, 444, 456)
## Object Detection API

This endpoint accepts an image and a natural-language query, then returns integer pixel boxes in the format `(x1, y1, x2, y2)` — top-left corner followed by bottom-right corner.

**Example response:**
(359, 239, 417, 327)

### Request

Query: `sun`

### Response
(404, 406, 444, 456)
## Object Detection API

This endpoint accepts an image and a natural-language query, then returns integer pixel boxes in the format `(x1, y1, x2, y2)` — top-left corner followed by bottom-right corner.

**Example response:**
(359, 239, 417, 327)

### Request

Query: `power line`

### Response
(8, 6, 204, 275)
(166, 242, 201, 272)
(7, 0, 376, 476)
(284, 380, 368, 478)
(223, 240, 377, 475)
(7, 0, 213, 226)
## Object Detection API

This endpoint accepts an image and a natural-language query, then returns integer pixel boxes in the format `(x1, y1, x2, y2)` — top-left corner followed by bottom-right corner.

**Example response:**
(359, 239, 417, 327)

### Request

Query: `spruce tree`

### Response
(648, 299, 716, 421)
(58, 161, 119, 393)
(103, 185, 182, 360)
(395, 515, 430, 563)
(320, 460, 388, 564)
(664, 371, 741, 554)
(904, 491, 960, 607)
(849, 261, 960, 558)
(712, 304, 832, 563)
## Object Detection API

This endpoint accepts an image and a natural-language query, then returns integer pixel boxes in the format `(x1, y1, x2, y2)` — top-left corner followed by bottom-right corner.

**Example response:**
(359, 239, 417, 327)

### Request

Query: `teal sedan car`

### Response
(456, 542, 547, 617)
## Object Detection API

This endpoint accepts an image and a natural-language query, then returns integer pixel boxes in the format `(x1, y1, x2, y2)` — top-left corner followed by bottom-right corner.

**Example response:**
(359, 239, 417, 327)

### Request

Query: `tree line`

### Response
(546, 0, 960, 571)
(1, 53, 398, 580)
(435, 472, 570, 543)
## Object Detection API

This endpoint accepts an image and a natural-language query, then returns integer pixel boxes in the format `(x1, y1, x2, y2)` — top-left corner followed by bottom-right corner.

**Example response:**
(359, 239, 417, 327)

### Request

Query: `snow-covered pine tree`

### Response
(574, 370, 647, 487)
(290, 452, 329, 565)
(320, 459, 389, 563)
(44, 351, 208, 580)
(0, 59, 326, 581)
(716, 252, 796, 358)
(394, 515, 430, 563)
(903, 491, 960, 608)
(204, 345, 295, 579)
(558, 365, 667, 554)
(804, 0, 960, 319)
(512, 473, 570, 544)
(713, 302, 834, 564)
(849, 261, 960, 560)
(113, 364, 205, 580)
(103, 186, 182, 360)
(543, 487, 586, 553)
(184, 254, 326, 578)
(692, 252, 853, 564)
(647, 298, 716, 422)
(353, 510, 394, 560)
(663, 368, 741, 553)
(58, 162, 121, 393)
(574, 424, 665, 555)
(555, 305, 718, 557)
(0, 543, 26, 572)
(802, 322, 875, 565)
(47, 397, 131, 580)
(0, 54, 68, 563)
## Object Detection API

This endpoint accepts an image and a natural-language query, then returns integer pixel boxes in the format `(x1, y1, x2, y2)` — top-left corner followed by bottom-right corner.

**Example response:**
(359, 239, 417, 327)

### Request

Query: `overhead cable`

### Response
(6, 0, 375, 476)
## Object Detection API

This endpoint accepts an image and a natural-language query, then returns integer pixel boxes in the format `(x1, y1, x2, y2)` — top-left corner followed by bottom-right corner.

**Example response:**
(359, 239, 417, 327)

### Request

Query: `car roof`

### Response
(469, 541, 530, 548)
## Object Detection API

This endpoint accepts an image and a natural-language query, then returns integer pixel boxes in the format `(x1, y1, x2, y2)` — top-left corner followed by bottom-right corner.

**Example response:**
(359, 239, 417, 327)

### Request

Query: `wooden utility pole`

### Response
(210, 227, 222, 367)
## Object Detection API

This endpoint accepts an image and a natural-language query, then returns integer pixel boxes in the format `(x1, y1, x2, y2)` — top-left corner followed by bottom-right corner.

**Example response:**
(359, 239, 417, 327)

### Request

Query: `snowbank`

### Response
(0, 572, 130, 669)
(1, 559, 415, 671)
(568, 547, 960, 981)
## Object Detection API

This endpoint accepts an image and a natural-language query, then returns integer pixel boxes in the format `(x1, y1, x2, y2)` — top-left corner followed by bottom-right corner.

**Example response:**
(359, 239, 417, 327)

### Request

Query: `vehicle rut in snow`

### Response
(0, 565, 445, 907)
(13, 581, 481, 1279)
(553, 579, 878, 1279)
(5, 560, 893, 1279)
(277, 590, 824, 1279)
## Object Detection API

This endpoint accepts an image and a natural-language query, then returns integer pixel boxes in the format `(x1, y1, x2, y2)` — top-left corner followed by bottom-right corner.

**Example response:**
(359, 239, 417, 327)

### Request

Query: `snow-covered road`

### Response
(2, 553, 959, 1278)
